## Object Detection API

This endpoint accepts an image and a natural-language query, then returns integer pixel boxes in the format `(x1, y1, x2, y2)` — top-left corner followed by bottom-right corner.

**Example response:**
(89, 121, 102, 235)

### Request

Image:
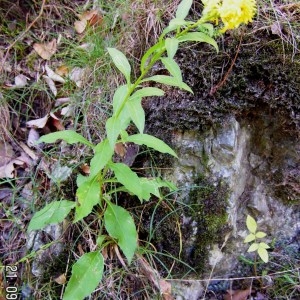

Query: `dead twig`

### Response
(0, 0, 47, 72)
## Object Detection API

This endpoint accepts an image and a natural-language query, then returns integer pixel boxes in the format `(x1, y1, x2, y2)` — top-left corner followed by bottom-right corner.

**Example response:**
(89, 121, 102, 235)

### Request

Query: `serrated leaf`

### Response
(104, 201, 137, 264)
(175, 0, 193, 19)
(255, 231, 267, 239)
(109, 162, 142, 198)
(106, 116, 122, 149)
(165, 38, 179, 59)
(130, 87, 164, 101)
(125, 98, 145, 133)
(258, 242, 270, 249)
(257, 247, 269, 263)
(90, 139, 114, 177)
(107, 48, 131, 83)
(125, 134, 177, 157)
(161, 57, 182, 81)
(247, 243, 259, 252)
(178, 32, 219, 52)
(112, 84, 128, 114)
(38, 130, 94, 148)
(246, 215, 257, 234)
(75, 178, 100, 221)
(244, 233, 256, 243)
(27, 200, 75, 232)
(142, 75, 192, 93)
(63, 251, 104, 300)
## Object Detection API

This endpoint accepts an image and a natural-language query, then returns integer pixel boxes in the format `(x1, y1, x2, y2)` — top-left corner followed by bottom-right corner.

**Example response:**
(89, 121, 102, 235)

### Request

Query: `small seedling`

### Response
(244, 215, 270, 263)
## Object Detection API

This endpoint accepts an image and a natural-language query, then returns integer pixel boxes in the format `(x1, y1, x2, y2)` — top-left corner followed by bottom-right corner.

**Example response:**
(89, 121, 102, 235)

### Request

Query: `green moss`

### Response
(184, 175, 229, 273)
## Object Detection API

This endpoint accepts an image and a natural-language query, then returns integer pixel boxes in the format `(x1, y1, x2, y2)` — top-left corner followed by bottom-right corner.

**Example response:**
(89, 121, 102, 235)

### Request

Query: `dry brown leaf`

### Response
(26, 115, 49, 128)
(69, 67, 85, 87)
(115, 143, 126, 157)
(60, 105, 73, 117)
(33, 39, 57, 60)
(55, 65, 69, 77)
(53, 274, 66, 285)
(27, 128, 40, 148)
(0, 161, 15, 178)
(80, 164, 90, 174)
(19, 141, 39, 161)
(14, 74, 30, 88)
(45, 64, 65, 83)
(43, 75, 57, 96)
(0, 141, 14, 167)
(74, 19, 88, 34)
(224, 288, 251, 300)
(55, 97, 70, 106)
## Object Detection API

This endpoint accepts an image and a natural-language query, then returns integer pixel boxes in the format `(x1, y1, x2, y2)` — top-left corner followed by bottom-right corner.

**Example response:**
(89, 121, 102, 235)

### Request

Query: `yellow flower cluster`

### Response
(202, 0, 256, 32)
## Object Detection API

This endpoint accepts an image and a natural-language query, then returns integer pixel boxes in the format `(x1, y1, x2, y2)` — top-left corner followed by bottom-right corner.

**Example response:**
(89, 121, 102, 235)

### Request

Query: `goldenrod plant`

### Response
(27, 1, 257, 299)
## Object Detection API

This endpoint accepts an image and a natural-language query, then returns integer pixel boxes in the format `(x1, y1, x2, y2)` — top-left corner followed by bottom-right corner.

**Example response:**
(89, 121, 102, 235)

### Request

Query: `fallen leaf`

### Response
(224, 288, 251, 300)
(55, 65, 69, 77)
(69, 67, 85, 87)
(74, 19, 87, 34)
(14, 74, 30, 87)
(55, 97, 70, 107)
(26, 115, 49, 128)
(43, 75, 57, 96)
(45, 65, 65, 83)
(33, 39, 57, 60)
(115, 143, 126, 157)
(19, 142, 39, 161)
(80, 164, 90, 174)
(54, 274, 66, 285)
(0, 161, 15, 178)
(27, 128, 40, 148)
(60, 105, 73, 117)
(0, 141, 14, 167)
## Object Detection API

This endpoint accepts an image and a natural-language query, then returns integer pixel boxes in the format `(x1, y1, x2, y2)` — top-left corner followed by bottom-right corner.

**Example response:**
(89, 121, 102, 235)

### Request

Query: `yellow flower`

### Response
(201, 0, 221, 23)
(201, 0, 256, 32)
(219, 0, 256, 32)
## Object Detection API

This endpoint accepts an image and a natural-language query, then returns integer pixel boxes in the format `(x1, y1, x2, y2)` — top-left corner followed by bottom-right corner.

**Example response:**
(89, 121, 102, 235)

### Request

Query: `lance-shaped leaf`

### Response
(165, 38, 179, 59)
(246, 215, 257, 234)
(126, 97, 145, 133)
(75, 178, 100, 221)
(257, 247, 269, 263)
(107, 48, 131, 84)
(161, 57, 182, 81)
(141, 41, 163, 71)
(38, 130, 94, 148)
(28, 200, 75, 232)
(90, 139, 114, 177)
(175, 0, 193, 20)
(106, 116, 122, 149)
(255, 231, 267, 238)
(130, 87, 164, 101)
(178, 32, 219, 52)
(63, 251, 104, 300)
(112, 84, 128, 114)
(104, 201, 137, 264)
(109, 162, 142, 198)
(142, 75, 192, 93)
(125, 134, 177, 157)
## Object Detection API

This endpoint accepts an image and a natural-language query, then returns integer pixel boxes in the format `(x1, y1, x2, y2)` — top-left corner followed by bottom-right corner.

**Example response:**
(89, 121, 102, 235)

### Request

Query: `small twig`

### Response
(209, 35, 243, 95)
(0, 0, 47, 72)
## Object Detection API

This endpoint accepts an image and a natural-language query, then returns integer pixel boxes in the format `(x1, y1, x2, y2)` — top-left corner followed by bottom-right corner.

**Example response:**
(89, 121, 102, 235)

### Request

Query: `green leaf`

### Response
(107, 48, 131, 84)
(125, 134, 177, 157)
(130, 87, 164, 101)
(112, 84, 128, 114)
(90, 139, 114, 177)
(246, 215, 257, 234)
(96, 235, 106, 247)
(165, 38, 179, 59)
(142, 75, 193, 93)
(75, 178, 100, 222)
(247, 243, 259, 252)
(258, 242, 270, 249)
(106, 116, 122, 149)
(257, 247, 269, 263)
(141, 41, 163, 71)
(198, 23, 215, 37)
(139, 178, 177, 201)
(63, 251, 104, 300)
(175, 0, 193, 19)
(38, 130, 94, 148)
(125, 98, 145, 133)
(76, 173, 90, 187)
(161, 57, 182, 81)
(27, 200, 75, 232)
(109, 162, 142, 198)
(104, 201, 137, 264)
(255, 231, 267, 239)
(178, 32, 219, 52)
(244, 233, 256, 243)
